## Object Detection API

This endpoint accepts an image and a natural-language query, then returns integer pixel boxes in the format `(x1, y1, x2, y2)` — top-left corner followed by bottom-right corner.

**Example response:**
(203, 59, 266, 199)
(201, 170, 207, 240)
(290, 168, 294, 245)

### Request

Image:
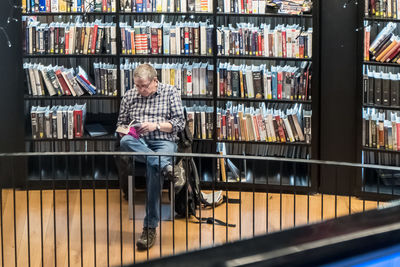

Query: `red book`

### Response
(55, 70, 72, 95)
(221, 115, 227, 139)
(257, 33, 262, 56)
(65, 31, 69, 55)
(151, 28, 158, 54)
(73, 108, 83, 138)
(277, 71, 283, 99)
(282, 30, 287, 58)
(102, 0, 107, 12)
(275, 115, 286, 143)
(219, 70, 225, 97)
(91, 24, 98, 54)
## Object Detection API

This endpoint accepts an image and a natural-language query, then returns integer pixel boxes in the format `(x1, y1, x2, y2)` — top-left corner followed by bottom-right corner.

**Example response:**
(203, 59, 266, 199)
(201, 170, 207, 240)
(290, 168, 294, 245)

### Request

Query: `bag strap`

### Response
(193, 215, 236, 228)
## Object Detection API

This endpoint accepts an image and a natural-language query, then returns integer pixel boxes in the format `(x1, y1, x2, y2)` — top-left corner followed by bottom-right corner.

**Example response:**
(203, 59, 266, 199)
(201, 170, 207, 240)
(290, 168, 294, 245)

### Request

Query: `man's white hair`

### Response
(133, 63, 158, 82)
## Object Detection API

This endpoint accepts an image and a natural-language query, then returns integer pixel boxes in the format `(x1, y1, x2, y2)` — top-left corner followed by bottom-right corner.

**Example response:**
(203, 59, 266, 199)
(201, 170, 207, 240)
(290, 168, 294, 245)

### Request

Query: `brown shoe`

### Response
(136, 227, 156, 250)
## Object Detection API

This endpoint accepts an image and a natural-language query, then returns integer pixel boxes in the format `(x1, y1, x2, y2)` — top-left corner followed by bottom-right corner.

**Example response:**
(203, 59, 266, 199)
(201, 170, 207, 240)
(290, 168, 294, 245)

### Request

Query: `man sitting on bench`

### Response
(117, 63, 185, 250)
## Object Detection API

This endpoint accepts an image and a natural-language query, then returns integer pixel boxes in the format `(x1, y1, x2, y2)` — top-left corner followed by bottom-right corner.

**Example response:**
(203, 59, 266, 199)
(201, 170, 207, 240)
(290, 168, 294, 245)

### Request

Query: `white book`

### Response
(162, 0, 168, 12)
(28, 66, 38, 96)
(223, 28, 230, 55)
(111, 0, 116, 11)
(57, 106, 64, 139)
(51, 0, 59, 12)
(110, 25, 117, 54)
(61, 69, 77, 96)
(245, 66, 254, 98)
(67, 106, 74, 139)
(195, 0, 201, 11)
(181, 0, 187, 12)
(224, 0, 230, 13)
(258, 0, 265, 13)
(120, 64, 125, 96)
(200, 23, 207, 55)
(307, 28, 313, 58)
(176, 25, 181, 55)
(192, 63, 200, 95)
(252, 0, 258, 14)
(170, 27, 176, 55)
(33, 66, 43, 96)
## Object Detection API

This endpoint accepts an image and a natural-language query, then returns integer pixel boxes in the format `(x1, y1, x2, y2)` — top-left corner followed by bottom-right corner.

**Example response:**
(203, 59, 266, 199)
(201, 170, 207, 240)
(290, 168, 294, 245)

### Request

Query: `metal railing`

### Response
(0, 151, 399, 267)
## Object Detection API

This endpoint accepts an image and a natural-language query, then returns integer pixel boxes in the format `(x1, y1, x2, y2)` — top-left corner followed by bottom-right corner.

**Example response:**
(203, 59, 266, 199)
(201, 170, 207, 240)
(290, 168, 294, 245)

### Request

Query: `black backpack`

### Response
(174, 109, 237, 227)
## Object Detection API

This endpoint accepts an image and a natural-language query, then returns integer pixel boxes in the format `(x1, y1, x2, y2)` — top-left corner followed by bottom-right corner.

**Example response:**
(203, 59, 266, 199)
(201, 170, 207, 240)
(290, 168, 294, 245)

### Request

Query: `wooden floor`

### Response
(0, 188, 381, 267)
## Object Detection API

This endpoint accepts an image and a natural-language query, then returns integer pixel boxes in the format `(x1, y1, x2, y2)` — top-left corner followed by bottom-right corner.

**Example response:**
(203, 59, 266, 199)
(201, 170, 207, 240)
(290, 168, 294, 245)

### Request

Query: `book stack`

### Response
(120, 0, 213, 12)
(217, 102, 311, 144)
(364, 0, 400, 18)
(23, 63, 96, 96)
(30, 104, 87, 140)
(93, 63, 118, 96)
(364, 22, 400, 63)
(363, 67, 400, 107)
(120, 61, 214, 97)
(24, 19, 117, 55)
(217, 62, 311, 100)
(186, 105, 214, 140)
(217, 23, 312, 58)
(217, 0, 312, 14)
(363, 108, 400, 151)
(120, 21, 213, 56)
(22, 0, 116, 13)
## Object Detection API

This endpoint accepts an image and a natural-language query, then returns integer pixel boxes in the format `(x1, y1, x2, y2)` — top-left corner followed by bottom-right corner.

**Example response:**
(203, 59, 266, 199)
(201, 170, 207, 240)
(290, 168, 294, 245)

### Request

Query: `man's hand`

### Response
(136, 122, 157, 134)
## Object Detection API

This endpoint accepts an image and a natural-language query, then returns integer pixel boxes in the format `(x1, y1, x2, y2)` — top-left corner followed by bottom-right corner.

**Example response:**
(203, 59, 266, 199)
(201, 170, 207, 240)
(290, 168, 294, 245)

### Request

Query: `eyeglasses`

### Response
(134, 80, 153, 90)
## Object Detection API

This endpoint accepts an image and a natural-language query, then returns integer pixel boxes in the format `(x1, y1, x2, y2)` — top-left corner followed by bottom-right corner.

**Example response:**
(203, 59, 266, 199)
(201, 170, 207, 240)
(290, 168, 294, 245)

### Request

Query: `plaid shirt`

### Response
(117, 82, 185, 142)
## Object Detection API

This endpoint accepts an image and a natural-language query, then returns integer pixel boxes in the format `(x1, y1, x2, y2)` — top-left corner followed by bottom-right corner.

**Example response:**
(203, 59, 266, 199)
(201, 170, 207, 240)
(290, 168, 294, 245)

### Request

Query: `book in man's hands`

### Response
(116, 120, 142, 135)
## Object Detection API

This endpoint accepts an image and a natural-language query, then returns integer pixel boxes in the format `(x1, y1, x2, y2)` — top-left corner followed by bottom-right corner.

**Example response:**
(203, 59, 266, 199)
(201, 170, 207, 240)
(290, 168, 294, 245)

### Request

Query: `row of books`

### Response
(120, 0, 213, 12)
(363, 68, 400, 107)
(217, 24, 312, 58)
(120, 21, 213, 56)
(22, 0, 116, 13)
(24, 63, 97, 96)
(217, 62, 311, 100)
(218, 0, 312, 15)
(24, 20, 117, 55)
(31, 104, 87, 140)
(362, 108, 400, 151)
(216, 103, 311, 143)
(120, 61, 214, 97)
(364, 22, 400, 63)
(93, 63, 118, 96)
(364, 0, 400, 18)
(21, 0, 311, 14)
(186, 105, 214, 139)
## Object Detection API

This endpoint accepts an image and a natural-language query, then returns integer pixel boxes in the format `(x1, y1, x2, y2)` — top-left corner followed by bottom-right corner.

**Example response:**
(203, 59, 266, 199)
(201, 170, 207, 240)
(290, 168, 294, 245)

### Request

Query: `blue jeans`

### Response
(120, 135, 177, 228)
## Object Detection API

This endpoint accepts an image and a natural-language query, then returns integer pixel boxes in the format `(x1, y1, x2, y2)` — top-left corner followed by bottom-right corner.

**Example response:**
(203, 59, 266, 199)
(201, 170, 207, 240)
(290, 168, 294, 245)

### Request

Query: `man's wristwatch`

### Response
(156, 123, 161, 131)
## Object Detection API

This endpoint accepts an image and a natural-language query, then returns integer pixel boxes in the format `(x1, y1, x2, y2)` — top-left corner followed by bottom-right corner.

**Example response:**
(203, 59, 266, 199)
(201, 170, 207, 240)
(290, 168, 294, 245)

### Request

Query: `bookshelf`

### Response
(20, 0, 318, 187)
(359, 0, 400, 196)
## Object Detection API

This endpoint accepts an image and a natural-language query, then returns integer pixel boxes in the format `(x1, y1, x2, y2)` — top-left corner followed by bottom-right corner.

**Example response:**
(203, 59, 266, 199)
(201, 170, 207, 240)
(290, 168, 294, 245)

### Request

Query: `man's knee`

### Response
(120, 135, 134, 151)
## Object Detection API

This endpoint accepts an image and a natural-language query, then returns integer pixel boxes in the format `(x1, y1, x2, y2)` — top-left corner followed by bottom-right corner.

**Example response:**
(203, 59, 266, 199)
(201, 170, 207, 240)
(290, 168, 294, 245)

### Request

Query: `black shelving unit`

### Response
(20, 2, 319, 188)
(357, 0, 400, 197)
